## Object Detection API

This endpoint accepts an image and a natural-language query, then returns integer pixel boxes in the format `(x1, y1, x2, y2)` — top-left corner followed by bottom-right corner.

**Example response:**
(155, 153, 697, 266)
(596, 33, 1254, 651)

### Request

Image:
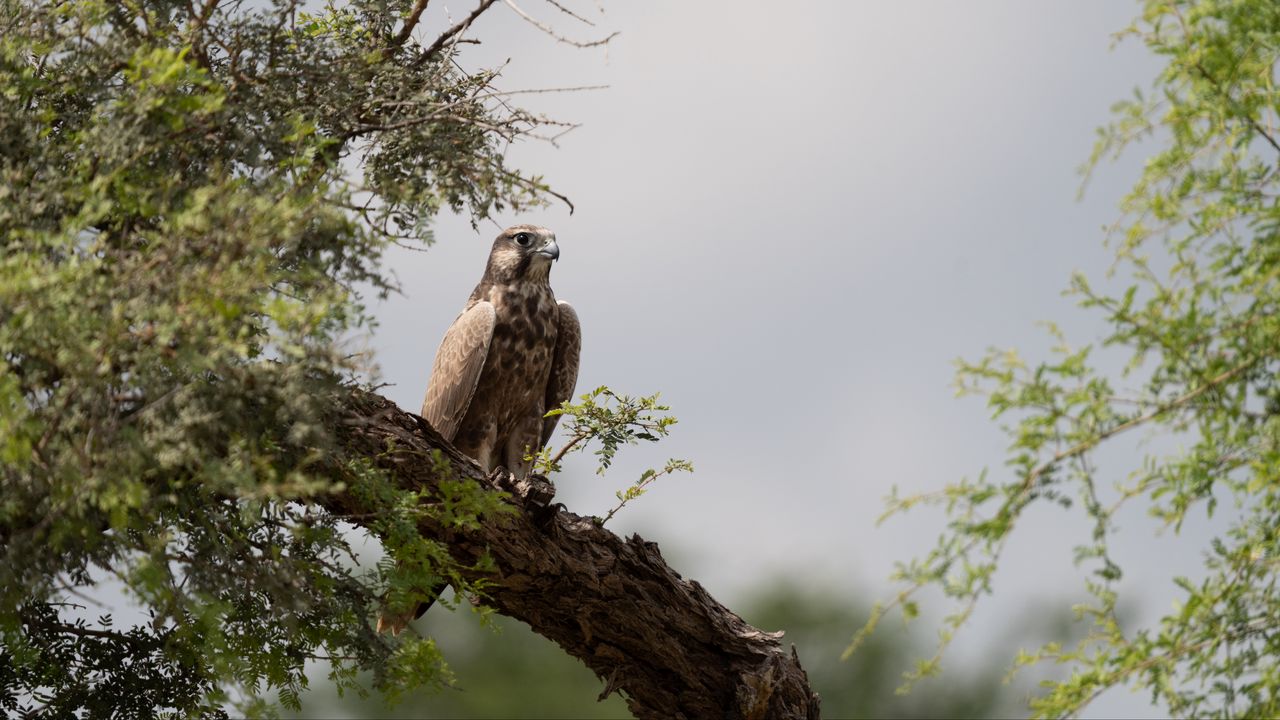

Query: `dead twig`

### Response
(543, 0, 595, 27)
(503, 0, 618, 48)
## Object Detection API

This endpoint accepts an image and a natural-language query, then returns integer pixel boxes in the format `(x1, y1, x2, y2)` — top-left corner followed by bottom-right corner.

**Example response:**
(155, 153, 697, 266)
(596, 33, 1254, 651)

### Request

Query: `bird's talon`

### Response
(487, 466, 515, 491)
(515, 473, 556, 509)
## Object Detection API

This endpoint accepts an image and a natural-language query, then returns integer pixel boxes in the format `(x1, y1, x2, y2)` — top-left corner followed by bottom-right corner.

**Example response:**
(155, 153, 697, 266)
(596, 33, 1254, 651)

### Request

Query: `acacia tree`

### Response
(858, 1, 1280, 716)
(0, 2, 817, 717)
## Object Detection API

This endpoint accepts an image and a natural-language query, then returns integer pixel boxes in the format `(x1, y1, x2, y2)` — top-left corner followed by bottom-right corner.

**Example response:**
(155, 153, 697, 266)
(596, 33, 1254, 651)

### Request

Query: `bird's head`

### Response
(485, 225, 560, 284)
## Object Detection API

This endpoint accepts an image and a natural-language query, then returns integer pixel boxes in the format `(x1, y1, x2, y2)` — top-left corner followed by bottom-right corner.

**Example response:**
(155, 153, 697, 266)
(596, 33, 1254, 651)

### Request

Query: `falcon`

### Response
(378, 224, 581, 634)
(422, 225, 581, 477)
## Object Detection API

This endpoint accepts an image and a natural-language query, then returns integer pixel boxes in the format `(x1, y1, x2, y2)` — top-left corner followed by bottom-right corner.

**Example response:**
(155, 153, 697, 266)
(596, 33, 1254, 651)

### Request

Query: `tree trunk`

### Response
(327, 391, 822, 720)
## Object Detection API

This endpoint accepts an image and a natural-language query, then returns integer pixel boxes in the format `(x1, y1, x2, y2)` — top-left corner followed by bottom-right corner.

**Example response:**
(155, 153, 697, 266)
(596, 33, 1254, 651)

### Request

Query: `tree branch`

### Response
(325, 390, 821, 720)
(543, 0, 596, 27)
(503, 0, 618, 48)
(412, 0, 499, 68)
(1193, 61, 1280, 158)
(389, 0, 431, 49)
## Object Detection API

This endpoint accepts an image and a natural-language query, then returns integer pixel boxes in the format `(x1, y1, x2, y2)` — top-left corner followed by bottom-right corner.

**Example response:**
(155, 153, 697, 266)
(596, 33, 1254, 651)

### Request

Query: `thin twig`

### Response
(549, 431, 590, 468)
(346, 84, 606, 140)
(1193, 61, 1280, 157)
(542, 0, 595, 26)
(1008, 356, 1258, 502)
(503, 0, 618, 48)
(599, 465, 682, 526)
(495, 164, 575, 214)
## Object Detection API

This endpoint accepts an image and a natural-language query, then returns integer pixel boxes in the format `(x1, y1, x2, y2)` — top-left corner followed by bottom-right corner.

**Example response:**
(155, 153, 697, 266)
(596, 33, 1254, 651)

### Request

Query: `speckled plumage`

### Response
(421, 224, 581, 476)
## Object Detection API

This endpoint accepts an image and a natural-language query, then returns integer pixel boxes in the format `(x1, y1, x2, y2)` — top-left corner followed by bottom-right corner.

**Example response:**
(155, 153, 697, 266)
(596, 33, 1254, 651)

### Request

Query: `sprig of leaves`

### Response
(530, 386, 693, 524)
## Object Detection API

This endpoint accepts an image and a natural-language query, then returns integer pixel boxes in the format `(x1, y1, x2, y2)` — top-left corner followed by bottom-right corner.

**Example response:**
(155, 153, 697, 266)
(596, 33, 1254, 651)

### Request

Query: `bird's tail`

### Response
(375, 586, 443, 635)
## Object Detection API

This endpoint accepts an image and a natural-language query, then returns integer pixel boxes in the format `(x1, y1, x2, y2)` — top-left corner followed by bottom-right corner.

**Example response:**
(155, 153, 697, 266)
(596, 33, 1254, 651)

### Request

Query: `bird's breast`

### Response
(468, 284, 559, 421)
(488, 285, 557, 349)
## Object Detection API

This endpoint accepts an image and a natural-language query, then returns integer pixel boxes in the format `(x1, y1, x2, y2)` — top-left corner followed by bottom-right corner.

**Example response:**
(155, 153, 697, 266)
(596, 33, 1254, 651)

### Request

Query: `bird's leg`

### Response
(508, 472, 559, 530)
(484, 465, 559, 529)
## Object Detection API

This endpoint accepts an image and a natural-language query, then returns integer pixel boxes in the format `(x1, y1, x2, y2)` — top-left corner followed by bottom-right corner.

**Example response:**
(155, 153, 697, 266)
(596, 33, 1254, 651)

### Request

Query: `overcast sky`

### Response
(353, 2, 1223, 717)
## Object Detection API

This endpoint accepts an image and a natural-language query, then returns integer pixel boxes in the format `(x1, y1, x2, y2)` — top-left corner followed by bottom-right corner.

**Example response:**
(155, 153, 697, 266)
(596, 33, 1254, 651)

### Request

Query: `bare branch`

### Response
(412, 0, 500, 68)
(495, 163, 576, 214)
(350, 84, 608, 138)
(503, 0, 618, 48)
(542, 0, 596, 26)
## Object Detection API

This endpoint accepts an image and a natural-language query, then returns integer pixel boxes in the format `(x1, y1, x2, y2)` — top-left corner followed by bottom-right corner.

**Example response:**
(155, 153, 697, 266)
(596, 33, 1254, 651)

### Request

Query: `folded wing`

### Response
(541, 301, 581, 449)
(422, 301, 496, 442)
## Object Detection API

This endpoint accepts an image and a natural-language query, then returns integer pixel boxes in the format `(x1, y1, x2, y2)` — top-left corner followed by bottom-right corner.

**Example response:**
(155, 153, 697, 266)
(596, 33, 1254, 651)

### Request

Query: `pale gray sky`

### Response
(356, 2, 1234, 717)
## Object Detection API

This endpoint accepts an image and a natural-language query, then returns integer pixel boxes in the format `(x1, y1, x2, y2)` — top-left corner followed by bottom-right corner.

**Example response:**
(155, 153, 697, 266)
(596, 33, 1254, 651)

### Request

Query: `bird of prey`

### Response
(377, 224, 581, 634)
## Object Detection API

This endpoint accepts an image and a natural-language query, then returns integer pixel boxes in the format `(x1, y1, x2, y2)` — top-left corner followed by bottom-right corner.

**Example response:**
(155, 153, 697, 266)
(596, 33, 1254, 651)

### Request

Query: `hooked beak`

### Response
(536, 239, 560, 261)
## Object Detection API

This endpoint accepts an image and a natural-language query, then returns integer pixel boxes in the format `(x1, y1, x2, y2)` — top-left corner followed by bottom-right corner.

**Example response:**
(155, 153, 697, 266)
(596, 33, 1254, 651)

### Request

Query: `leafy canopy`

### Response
(856, 1, 1280, 717)
(0, 0, 576, 715)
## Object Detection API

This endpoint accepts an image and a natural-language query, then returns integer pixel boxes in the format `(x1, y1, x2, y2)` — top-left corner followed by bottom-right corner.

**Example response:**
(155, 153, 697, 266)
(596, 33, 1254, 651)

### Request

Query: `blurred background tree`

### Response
(291, 579, 1055, 719)
(861, 1, 1280, 717)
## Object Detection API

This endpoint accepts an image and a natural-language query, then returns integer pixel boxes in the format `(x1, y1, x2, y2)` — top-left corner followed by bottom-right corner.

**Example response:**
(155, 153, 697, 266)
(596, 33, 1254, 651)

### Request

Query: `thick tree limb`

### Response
(327, 390, 822, 720)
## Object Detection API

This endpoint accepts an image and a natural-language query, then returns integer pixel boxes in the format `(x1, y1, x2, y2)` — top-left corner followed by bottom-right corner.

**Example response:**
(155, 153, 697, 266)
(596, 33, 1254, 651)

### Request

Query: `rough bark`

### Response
(327, 390, 822, 720)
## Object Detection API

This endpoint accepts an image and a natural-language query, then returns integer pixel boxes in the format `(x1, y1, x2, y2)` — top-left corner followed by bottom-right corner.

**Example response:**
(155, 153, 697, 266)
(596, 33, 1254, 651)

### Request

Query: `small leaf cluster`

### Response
(531, 386, 692, 523)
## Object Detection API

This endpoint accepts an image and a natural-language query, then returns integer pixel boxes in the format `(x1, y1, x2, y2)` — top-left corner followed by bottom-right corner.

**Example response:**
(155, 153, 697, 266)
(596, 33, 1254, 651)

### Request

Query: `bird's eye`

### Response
(514, 232, 532, 247)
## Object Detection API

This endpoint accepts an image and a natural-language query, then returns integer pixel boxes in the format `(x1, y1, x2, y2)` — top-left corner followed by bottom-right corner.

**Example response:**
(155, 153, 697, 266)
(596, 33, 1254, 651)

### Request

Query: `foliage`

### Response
(0, 0, 577, 714)
(855, 1, 1280, 717)
(531, 386, 693, 524)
